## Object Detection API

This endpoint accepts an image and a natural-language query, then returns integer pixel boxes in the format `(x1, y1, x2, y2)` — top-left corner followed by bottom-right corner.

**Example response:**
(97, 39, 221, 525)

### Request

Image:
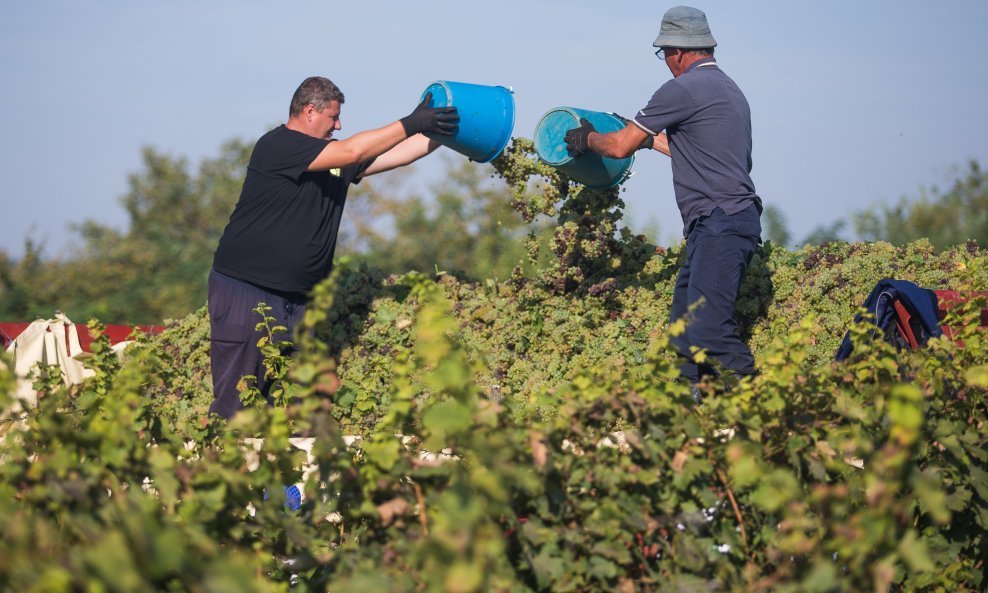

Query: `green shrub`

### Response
(2, 137, 986, 591)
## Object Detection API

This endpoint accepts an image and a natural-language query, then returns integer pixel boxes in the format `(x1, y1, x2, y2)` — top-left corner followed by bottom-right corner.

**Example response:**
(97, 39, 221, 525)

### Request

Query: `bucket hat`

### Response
(653, 6, 717, 48)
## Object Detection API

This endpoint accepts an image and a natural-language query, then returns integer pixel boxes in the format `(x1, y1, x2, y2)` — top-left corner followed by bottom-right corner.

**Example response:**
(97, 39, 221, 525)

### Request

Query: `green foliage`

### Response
(762, 205, 792, 248)
(0, 140, 556, 325)
(2, 138, 987, 591)
(752, 239, 987, 363)
(490, 138, 654, 296)
(343, 158, 545, 281)
(239, 303, 301, 410)
(0, 238, 47, 321)
(7, 257, 985, 591)
(140, 304, 215, 441)
(0, 324, 290, 592)
(305, 239, 982, 435)
(800, 219, 848, 247)
(802, 159, 987, 251)
(854, 160, 988, 250)
(0, 141, 252, 324)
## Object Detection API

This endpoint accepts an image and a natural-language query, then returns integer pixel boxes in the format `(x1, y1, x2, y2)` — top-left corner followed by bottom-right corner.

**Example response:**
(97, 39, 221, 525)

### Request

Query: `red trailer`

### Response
(891, 290, 988, 349)
(0, 320, 163, 353)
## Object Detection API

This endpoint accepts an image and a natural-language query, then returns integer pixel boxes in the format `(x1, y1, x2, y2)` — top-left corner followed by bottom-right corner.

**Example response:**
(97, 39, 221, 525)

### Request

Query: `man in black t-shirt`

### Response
(209, 76, 458, 419)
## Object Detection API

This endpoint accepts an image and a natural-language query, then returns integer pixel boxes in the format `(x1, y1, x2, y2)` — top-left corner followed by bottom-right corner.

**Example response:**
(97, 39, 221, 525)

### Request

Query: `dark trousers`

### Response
(208, 269, 307, 419)
(669, 205, 761, 383)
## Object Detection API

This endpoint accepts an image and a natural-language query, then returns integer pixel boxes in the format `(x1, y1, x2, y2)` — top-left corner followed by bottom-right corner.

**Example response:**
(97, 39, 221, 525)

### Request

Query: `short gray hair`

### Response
(289, 77, 345, 117)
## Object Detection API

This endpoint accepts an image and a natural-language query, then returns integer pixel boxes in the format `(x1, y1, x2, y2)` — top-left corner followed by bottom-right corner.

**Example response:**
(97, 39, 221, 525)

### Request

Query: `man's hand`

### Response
(400, 92, 460, 137)
(564, 118, 596, 157)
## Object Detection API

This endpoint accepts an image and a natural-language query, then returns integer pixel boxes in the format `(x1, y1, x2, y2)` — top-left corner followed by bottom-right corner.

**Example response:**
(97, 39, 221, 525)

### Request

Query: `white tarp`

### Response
(4, 312, 97, 409)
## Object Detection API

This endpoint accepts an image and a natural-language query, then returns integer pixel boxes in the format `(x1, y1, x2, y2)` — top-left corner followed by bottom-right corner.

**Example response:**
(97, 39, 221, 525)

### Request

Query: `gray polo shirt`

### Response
(634, 58, 761, 235)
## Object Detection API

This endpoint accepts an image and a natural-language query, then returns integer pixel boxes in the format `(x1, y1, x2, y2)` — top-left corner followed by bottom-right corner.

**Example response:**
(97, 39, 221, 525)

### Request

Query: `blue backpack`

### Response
(835, 278, 942, 361)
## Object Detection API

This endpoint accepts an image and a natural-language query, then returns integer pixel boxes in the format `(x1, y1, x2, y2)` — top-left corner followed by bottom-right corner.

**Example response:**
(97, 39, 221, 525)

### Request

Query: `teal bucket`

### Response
(533, 107, 634, 189)
(420, 81, 515, 163)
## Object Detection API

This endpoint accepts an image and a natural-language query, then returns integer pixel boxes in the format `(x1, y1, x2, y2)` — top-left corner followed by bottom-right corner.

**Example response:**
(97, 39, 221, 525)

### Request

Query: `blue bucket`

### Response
(533, 107, 634, 189)
(420, 81, 515, 163)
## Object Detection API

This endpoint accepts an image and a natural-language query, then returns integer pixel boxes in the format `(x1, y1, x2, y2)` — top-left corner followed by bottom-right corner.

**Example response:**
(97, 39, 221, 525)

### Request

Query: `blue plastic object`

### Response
(283, 484, 302, 511)
(420, 80, 515, 163)
(533, 107, 634, 189)
(263, 484, 302, 511)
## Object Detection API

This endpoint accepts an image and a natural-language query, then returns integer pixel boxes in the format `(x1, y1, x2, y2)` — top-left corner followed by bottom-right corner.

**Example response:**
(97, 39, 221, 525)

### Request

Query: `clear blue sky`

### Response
(2, 0, 987, 257)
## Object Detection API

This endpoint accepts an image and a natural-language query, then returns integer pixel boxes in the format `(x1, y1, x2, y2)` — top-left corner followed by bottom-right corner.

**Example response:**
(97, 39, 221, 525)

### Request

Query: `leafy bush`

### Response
(2, 138, 986, 591)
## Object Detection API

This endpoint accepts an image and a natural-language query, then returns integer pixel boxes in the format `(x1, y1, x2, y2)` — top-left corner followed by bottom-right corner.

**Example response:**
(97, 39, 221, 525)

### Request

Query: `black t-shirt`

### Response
(213, 125, 373, 295)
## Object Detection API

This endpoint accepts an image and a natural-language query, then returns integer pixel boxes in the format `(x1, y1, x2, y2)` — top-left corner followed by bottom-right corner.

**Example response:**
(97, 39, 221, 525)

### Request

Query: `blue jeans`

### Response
(669, 205, 761, 383)
(208, 269, 307, 419)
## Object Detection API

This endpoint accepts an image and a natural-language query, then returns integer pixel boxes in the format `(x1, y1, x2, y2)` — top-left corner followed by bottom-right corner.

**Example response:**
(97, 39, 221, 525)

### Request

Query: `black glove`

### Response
(564, 118, 596, 157)
(400, 92, 460, 136)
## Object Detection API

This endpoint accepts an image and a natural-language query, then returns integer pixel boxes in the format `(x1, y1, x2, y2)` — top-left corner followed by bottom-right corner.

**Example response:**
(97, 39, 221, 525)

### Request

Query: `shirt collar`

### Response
(685, 57, 718, 73)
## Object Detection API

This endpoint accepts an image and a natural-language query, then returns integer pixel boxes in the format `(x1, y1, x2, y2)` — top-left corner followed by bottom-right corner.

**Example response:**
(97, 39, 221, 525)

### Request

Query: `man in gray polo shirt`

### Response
(565, 6, 762, 399)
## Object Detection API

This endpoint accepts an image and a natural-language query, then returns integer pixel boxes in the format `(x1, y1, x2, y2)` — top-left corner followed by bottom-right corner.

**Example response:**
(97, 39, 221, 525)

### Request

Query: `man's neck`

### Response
(680, 53, 714, 72)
